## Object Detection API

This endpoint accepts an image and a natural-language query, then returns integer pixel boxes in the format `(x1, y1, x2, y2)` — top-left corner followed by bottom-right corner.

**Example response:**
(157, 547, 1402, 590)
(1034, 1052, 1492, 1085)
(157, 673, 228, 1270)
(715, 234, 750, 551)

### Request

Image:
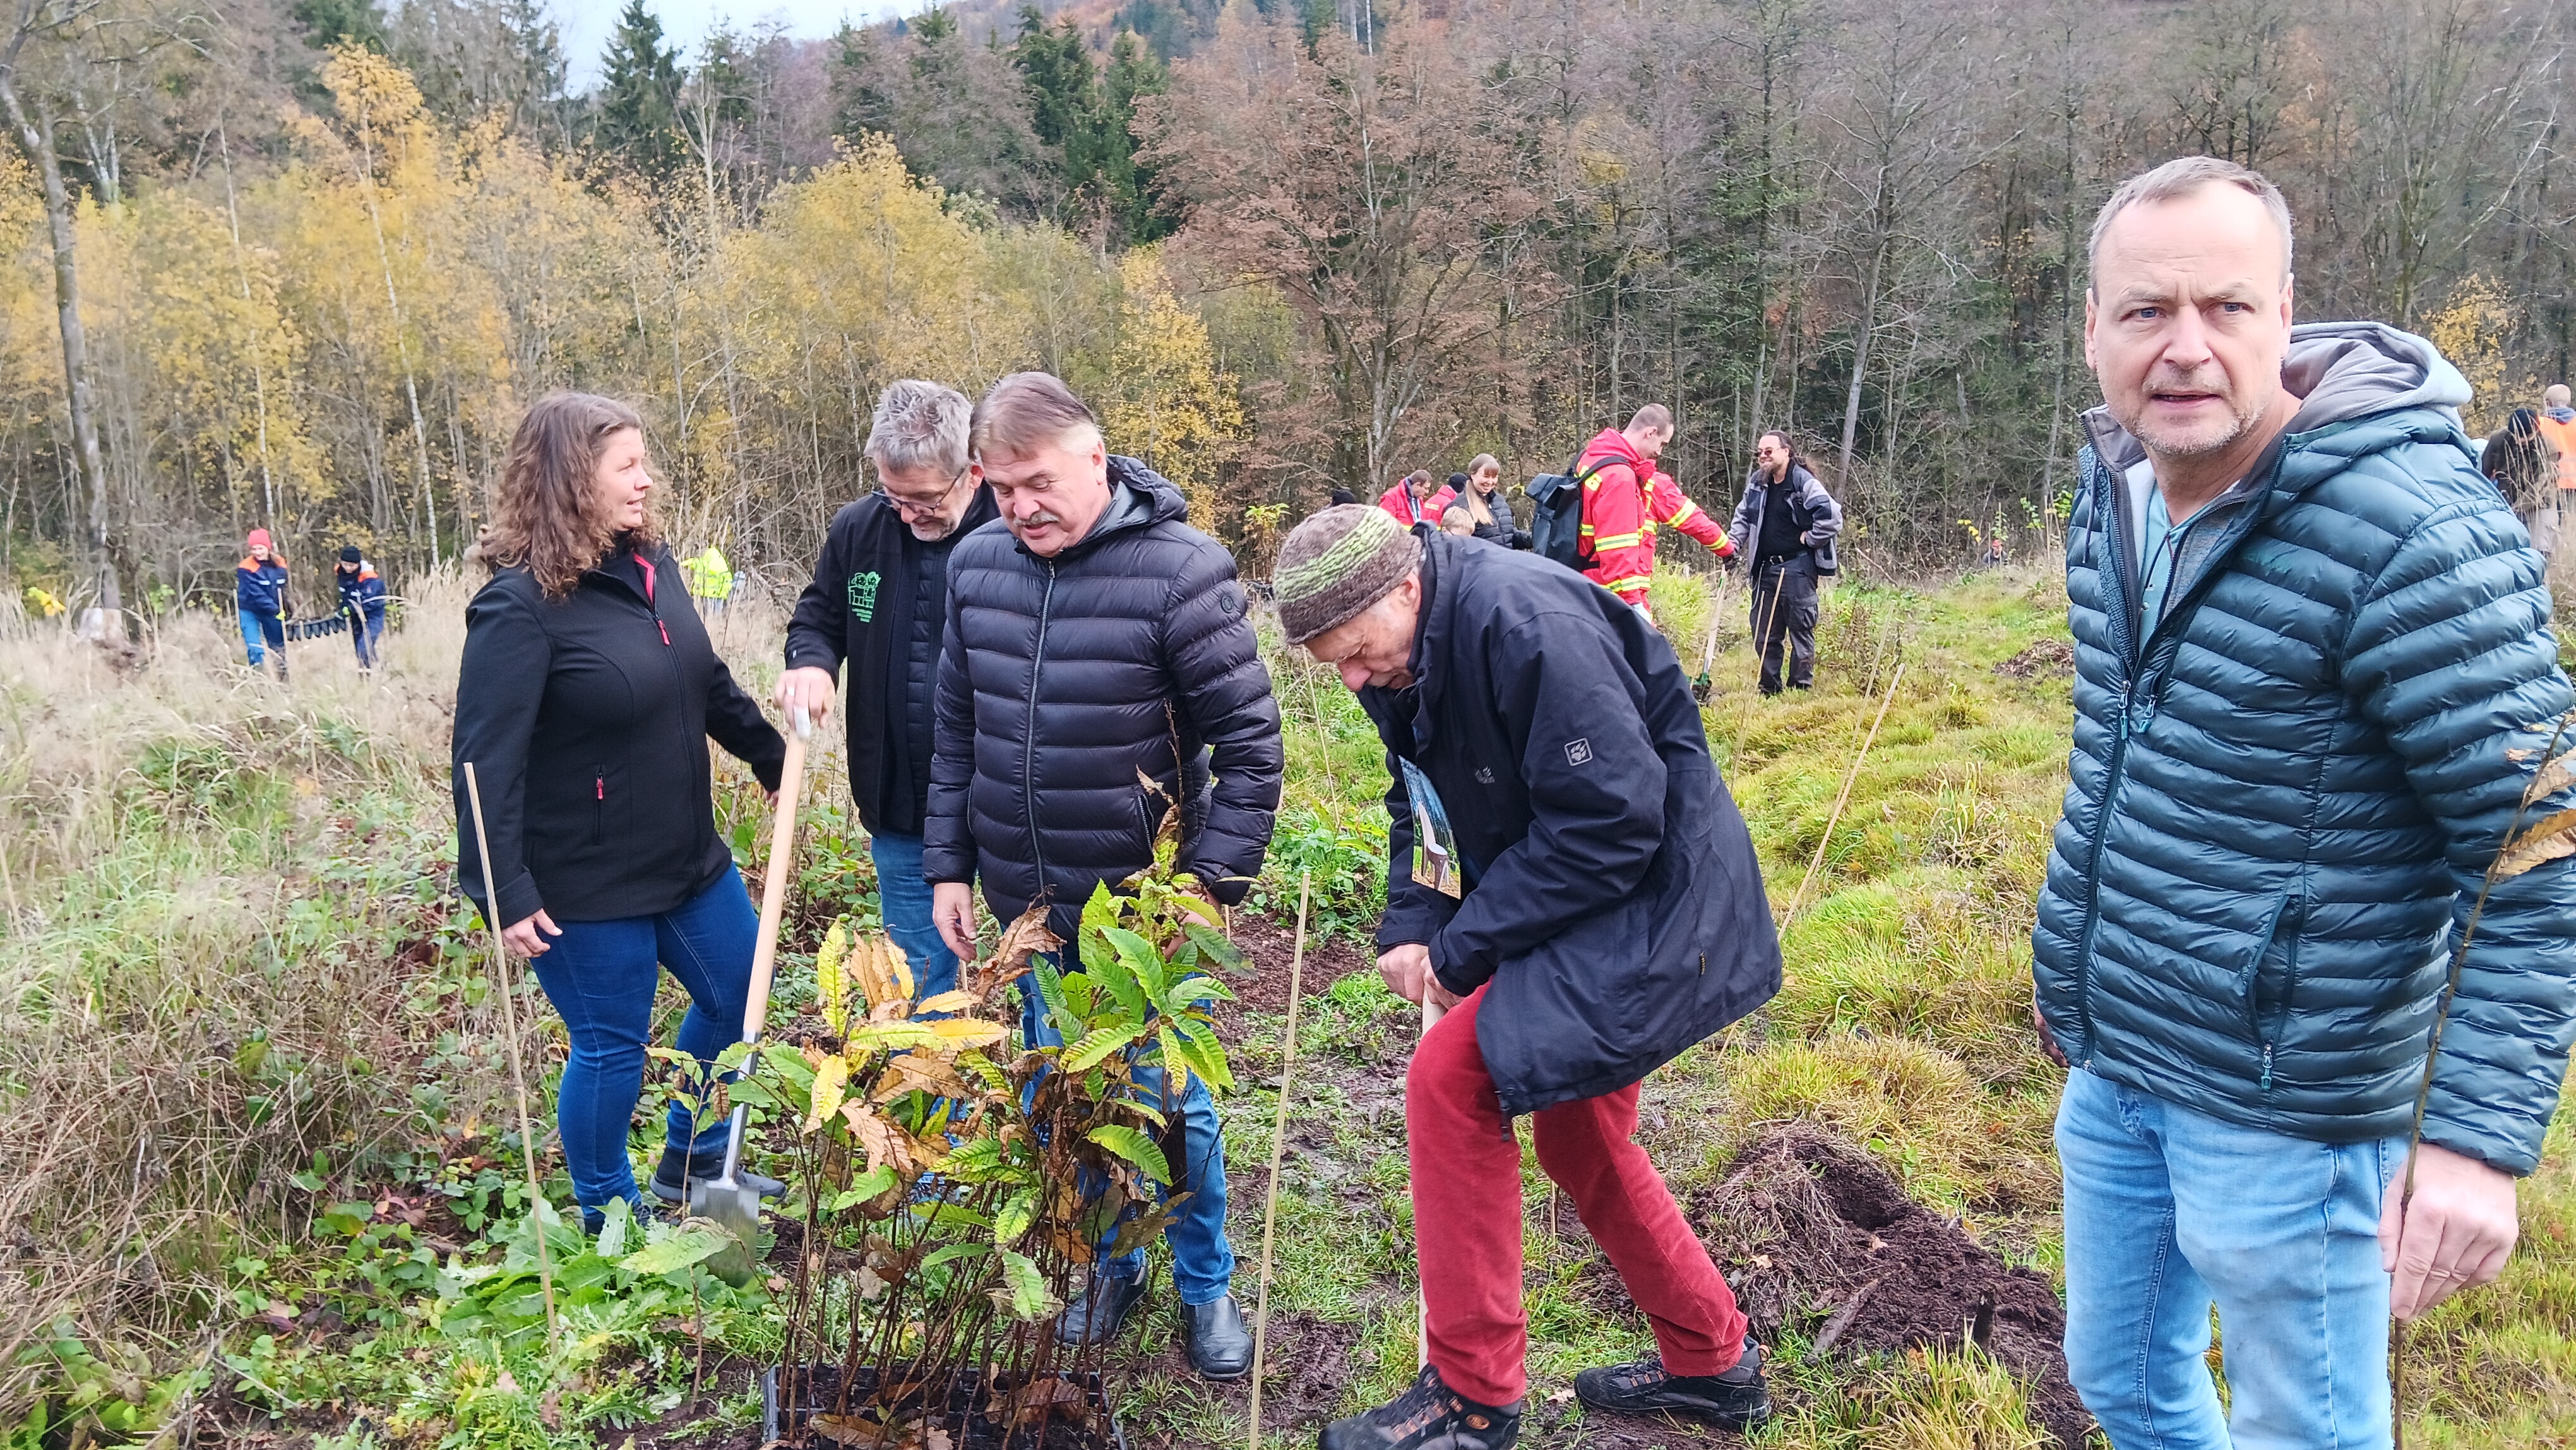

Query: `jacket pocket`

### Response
(2238, 890, 2304, 1088)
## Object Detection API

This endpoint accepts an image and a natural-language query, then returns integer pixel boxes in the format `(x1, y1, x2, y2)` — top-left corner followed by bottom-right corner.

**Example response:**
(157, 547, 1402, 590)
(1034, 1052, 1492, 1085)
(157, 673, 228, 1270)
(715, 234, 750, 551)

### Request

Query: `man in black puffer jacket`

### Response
(926, 371, 1282, 1382)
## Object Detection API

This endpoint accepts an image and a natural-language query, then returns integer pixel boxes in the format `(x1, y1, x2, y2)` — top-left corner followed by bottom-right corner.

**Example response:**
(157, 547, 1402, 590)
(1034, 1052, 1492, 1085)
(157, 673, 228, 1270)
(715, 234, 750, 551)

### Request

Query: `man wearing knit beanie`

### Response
(1277, 505, 1782, 1450)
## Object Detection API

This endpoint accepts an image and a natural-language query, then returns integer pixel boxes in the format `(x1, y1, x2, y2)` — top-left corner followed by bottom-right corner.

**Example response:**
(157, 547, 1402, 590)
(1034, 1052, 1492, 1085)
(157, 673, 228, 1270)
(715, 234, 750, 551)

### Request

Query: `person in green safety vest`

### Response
(679, 544, 734, 615)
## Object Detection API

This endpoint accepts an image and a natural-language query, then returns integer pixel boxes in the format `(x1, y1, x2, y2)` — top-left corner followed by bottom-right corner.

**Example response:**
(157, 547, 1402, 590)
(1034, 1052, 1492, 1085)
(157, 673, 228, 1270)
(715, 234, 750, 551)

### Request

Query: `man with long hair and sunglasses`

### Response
(780, 380, 1001, 999)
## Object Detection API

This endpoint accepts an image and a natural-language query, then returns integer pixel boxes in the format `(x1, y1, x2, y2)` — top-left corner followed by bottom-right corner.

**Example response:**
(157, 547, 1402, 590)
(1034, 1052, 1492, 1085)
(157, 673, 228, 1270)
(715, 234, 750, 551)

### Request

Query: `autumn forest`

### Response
(0, 0, 2565, 616)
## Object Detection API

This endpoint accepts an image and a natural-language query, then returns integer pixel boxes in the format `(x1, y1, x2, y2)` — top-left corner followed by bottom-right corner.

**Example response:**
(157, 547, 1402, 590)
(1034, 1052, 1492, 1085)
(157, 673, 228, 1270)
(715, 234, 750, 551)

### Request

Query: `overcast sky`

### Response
(557, 0, 882, 86)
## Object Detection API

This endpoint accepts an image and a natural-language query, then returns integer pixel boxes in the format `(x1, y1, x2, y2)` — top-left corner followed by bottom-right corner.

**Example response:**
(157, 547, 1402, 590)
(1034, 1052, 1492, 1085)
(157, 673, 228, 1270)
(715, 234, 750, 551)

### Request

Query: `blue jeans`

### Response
(238, 608, 283, 666)
(2057, 1067, 2400, 1450)
(870, 833, 958, 1000)
(527, 866, 758, 1214)
(1020, 955, 1234, 1305)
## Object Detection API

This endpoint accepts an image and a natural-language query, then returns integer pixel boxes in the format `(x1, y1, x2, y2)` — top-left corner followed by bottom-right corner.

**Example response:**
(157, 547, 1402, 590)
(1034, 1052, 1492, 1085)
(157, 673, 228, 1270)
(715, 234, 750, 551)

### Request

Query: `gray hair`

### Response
(2089, 156, 2293, 292)
(865, 380, 973, 479)
(972, 371, 1103, 461)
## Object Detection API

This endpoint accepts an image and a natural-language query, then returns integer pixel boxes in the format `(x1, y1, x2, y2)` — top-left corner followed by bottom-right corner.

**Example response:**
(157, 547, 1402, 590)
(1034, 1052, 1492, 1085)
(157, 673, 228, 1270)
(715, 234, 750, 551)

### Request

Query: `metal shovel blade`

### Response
(690, 1105, 761, 1287)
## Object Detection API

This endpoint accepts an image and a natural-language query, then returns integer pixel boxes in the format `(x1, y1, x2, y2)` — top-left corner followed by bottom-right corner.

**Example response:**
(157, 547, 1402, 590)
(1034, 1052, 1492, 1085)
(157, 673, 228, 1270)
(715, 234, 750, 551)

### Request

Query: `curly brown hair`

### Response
(477, 392, 659, 598)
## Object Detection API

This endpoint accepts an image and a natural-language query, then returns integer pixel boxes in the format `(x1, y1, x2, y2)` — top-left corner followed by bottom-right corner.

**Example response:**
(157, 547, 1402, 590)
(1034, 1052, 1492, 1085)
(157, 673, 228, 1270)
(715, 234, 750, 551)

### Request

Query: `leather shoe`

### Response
(1055, 1271, 1149, 1345)
(1179, 1295, 1253, 1380)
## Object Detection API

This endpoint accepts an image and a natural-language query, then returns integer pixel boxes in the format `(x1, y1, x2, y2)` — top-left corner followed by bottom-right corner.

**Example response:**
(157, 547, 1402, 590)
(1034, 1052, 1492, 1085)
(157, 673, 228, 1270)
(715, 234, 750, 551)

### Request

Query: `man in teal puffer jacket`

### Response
(2036, 155, 2576, 1450)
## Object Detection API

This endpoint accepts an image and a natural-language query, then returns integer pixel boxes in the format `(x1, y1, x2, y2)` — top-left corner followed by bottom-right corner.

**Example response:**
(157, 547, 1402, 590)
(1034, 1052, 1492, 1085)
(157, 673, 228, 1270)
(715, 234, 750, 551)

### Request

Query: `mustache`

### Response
(1012, 510, 1064, 528)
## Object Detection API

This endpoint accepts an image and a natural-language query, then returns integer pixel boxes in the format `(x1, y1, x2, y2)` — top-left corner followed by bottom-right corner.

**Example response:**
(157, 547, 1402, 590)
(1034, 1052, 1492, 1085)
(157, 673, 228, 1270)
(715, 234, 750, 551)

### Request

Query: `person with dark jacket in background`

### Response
(1275, 506, 1780, 1450)
(2482, 405, 2561, 561)
(2042, 157, 2576, 1450)
(779, 381, 999, 997)
(1455, 455, 1530, 549)
(335, 546, 387, 672)
(236, 529, 290, 677)
(1726, 431, 1843, 693)
(926, 372, 1282, 1381)
(451, 391, 788, 1235)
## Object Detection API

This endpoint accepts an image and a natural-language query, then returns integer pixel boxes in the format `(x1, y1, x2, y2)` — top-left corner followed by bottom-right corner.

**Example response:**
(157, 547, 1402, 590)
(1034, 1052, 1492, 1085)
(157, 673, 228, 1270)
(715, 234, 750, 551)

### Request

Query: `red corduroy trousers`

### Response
(1410, 983, 1749, 1406)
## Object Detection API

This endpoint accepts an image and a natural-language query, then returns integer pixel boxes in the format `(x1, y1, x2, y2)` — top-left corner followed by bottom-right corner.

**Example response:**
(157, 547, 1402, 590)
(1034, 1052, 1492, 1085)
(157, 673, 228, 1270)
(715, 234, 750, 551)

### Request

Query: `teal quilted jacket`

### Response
(2033, 323, 2576, 1175)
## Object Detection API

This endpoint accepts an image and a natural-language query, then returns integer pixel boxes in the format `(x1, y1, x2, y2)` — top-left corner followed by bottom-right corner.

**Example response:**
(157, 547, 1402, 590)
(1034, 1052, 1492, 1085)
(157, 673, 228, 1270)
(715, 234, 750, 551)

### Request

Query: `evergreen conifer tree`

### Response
(596, 0, 685, 180)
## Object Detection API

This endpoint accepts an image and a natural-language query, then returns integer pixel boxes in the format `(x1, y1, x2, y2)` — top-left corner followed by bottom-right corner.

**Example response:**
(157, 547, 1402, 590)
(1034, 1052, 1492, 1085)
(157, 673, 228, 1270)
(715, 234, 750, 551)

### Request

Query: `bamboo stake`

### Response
(1246, 872, 1313, 1450)
(1787, 661, 1907, 918)
(462, 762, 561, 1357)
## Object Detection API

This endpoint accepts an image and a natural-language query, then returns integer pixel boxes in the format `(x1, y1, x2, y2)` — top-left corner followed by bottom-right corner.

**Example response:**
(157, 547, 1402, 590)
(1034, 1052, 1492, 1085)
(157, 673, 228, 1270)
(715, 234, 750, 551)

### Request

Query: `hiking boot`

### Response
(581, 1199, 679, 1236)
(1179, 1294, 1253, 1380)
(648, 1143, 785, 1205)
(1055, 1271, 1149, 1345)
(1572, 1341, 1770, 1430)
(1320, 1365, 1522, 1450)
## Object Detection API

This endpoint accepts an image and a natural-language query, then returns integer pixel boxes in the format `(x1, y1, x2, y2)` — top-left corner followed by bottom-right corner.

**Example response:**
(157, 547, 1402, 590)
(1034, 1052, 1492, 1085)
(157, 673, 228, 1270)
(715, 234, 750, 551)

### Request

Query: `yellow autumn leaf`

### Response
(807, 1054, 849, 1135)
(915, 990, 980, 1015)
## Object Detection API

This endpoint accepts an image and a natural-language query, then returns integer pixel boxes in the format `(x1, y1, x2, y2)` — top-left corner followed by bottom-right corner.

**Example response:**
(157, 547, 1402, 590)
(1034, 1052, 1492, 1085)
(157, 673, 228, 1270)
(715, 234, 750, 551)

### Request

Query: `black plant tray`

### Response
(761, 1363, 1130, 1450)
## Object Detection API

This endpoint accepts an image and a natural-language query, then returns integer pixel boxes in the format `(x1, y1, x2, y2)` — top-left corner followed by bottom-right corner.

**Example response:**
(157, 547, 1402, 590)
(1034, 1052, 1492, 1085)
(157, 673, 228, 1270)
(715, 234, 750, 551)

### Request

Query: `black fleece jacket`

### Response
(452, 544, 785, 927)
(924, 459, 1284, 938)
(784, 488, 1000, 836)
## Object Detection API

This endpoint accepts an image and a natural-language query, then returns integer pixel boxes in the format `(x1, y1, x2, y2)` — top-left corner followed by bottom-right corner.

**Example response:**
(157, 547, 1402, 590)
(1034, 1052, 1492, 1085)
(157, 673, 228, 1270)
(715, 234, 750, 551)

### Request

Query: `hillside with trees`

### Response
(0, 0, 2566, 620)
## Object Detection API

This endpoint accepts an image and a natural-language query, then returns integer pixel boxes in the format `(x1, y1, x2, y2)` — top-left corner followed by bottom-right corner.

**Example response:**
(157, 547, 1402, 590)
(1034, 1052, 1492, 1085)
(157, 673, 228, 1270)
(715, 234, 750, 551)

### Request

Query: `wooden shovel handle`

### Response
(742, 717, 810, 1045)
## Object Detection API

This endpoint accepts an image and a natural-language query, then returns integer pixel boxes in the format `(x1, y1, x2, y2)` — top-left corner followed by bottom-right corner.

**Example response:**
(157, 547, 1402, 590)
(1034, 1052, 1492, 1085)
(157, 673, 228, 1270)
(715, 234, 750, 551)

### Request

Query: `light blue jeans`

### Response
(2057, 1067, 2401, 1450)
(869, 832, 959, 999)
(1021, 952, 1234, 1305)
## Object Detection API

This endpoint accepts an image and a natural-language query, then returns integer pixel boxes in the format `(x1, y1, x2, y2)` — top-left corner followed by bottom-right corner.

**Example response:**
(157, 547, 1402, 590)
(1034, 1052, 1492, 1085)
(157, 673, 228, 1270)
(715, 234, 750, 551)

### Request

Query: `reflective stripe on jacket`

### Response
(1571, 428, 1729, 604)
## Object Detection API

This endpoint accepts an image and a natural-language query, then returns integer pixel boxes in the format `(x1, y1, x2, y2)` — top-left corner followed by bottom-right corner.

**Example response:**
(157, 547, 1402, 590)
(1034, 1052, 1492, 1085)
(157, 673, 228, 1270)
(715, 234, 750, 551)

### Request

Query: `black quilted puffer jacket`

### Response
(924, 458, 1283, 938)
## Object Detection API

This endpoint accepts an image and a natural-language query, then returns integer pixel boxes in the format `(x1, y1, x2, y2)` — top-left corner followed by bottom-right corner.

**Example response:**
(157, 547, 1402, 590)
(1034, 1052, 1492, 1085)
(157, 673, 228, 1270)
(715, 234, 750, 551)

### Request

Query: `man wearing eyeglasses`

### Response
(781, 380, 999, 998)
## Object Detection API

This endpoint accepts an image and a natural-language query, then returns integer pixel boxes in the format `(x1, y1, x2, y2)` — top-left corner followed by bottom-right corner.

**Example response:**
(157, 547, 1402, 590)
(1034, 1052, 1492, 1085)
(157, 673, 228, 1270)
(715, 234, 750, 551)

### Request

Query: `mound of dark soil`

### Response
(1703, 1126, 2090, 1449)
(1995, 638, 2076, 678)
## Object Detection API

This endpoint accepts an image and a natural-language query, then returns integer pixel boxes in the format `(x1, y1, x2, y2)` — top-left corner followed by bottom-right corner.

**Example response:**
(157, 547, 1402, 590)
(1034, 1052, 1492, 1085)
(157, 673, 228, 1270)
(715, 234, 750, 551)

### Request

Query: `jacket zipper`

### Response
(1023, 560, 1058, 897)
(2068, 450, 2139, 1062)
(595, 773, 607, 842)
(2067, 452, 2280, 1065)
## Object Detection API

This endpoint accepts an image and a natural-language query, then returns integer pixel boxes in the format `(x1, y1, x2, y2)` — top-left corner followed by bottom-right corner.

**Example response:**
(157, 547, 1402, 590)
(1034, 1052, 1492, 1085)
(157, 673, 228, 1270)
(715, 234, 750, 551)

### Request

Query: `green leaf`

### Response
(1062, 1023, 1149, 1073)
(1182, 921, 1248, 973)
(826, 1165, 900, 1213)
(921, 1242, 989, 1271)
(593, 1198, 635, 1258)
(995, 1249, 1059, 1322)
(1086, 1123, 1172, 1185)
(993, 1187, 1039, 1248)
(616, 1227, 734, 1276)
(1178, 1017, 1236, 1093)
(1102, 926, 1167, 1008)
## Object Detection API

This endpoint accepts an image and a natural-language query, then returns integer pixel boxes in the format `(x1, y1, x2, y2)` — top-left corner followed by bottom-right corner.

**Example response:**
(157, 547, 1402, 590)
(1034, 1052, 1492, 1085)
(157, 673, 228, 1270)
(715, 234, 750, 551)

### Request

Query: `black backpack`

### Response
(1525, 452, 1616, 572)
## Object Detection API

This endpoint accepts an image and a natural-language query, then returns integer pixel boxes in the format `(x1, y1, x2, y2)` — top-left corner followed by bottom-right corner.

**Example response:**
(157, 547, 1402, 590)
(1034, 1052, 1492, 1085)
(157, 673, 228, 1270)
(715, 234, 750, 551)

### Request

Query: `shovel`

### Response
(694, 703, 812, 1286)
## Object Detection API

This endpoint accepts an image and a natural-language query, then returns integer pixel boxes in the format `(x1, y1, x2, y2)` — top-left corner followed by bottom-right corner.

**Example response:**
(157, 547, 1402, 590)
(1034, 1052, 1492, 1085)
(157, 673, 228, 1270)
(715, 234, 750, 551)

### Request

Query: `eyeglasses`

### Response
(883, 468, 970, 518)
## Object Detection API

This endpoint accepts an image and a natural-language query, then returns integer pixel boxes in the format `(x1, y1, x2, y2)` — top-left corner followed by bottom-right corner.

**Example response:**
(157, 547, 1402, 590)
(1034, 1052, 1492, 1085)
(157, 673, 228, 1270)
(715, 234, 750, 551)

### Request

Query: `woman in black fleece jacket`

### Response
(451, 392, 785, 1231)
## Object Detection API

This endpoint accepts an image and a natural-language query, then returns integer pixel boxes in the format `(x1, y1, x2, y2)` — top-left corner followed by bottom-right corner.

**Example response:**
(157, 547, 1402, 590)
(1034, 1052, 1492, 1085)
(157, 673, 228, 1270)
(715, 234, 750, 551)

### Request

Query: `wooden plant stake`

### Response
(462, 762, 561, 1357)
(1247, 872, 1312, 1450)
(1787, 660, 1907, 918)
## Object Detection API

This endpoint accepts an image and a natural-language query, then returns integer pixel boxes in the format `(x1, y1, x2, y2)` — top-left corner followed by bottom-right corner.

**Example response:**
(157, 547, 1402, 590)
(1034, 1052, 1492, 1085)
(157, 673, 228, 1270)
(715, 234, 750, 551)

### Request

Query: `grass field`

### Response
(4, 560, 2574, 1447)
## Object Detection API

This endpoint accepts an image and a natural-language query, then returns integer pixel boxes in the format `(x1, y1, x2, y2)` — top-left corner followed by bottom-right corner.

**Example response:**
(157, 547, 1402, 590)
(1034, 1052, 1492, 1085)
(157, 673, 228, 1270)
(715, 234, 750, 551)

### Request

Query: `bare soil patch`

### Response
(1701, 1126, 2089, 1449)
(1994, 639, 2075, 678)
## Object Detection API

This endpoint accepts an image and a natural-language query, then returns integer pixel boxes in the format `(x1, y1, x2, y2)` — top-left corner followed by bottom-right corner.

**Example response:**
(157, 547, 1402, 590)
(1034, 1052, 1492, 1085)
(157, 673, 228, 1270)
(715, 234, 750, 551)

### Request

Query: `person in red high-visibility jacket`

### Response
(1573, 405, 1731, 616)
(1378, 469, 1457, 529)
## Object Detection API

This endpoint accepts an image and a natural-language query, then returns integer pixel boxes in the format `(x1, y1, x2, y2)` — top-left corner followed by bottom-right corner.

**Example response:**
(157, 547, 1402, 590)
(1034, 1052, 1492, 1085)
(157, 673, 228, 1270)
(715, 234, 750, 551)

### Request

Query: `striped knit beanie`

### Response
(1274, 504, 1422, 644)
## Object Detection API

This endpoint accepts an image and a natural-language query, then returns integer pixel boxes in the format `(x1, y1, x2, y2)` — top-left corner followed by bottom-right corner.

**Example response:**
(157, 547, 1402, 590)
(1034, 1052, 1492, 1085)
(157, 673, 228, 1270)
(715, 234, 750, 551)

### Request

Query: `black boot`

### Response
(1571, 1341, 1770, 1430)
(649, 1142, 785, 1205)
(1054, 1271, 1148, 1345)
(1320, 1365, 1521, 1450)
(1179, 1295, 1253, 1380)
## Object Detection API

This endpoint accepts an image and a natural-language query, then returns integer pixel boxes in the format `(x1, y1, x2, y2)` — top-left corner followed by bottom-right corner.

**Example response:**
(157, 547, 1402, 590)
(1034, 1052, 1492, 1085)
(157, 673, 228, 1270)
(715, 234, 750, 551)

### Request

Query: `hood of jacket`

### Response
(2082, 320, 2471, 474)
(1579, 426, 1650, 474)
